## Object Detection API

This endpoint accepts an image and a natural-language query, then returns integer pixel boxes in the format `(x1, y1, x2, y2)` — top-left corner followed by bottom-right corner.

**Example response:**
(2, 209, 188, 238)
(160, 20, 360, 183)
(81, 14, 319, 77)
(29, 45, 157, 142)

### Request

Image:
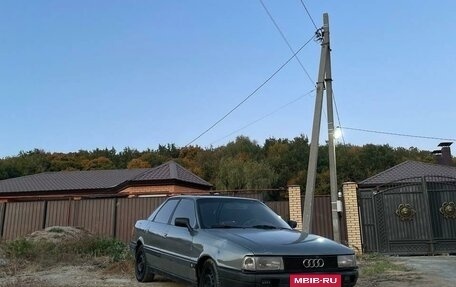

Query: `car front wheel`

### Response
(135, 245, 155, 282)
(199, 259, 221, 287)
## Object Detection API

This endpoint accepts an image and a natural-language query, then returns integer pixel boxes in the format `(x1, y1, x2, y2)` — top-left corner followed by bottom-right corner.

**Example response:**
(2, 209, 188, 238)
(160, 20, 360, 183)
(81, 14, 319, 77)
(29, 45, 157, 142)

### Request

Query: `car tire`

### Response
(199, 259, 221, 287)
(135, 245, 155, 282)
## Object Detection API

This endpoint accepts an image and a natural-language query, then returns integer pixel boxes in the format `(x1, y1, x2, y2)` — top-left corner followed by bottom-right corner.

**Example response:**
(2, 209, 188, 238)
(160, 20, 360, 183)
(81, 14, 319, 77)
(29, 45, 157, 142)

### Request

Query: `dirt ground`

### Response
(357, 255, 456, 287)
(1, 256, 455, 287)
(0, 265, 186, 287)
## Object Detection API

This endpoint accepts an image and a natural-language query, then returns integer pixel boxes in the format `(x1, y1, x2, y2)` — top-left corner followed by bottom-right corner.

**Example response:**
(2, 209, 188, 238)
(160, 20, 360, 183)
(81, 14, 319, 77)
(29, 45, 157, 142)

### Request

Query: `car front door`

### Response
(143, 199, 179, 272)
(164, 198, 199, 281)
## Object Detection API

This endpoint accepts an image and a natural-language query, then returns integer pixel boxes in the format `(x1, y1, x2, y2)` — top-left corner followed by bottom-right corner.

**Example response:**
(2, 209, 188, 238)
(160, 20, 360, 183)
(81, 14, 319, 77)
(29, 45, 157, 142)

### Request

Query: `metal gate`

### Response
(359, 176, 456, 255)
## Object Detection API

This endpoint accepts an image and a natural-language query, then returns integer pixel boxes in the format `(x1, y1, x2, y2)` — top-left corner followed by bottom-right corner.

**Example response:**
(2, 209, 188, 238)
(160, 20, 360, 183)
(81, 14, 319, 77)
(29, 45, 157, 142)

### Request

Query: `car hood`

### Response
(205, 229, 353, 256)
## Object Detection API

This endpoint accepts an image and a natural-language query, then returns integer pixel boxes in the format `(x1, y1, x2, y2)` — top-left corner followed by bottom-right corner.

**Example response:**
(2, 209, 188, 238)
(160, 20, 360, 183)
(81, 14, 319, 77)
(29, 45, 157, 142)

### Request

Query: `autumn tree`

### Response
(127, 158, 151, 169)
(82, 156, 115, 170)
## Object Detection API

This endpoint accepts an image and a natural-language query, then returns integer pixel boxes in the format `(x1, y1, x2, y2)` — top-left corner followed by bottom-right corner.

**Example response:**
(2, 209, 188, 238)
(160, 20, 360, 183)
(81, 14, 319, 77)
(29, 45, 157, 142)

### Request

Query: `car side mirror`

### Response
(175, 217, 193, 232)
(287, 220, 297, 229)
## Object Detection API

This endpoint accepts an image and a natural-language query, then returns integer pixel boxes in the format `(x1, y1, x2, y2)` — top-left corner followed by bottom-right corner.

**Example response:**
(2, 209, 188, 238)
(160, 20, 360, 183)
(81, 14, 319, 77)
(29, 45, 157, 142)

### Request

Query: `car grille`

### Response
(283, 255, 338, 273)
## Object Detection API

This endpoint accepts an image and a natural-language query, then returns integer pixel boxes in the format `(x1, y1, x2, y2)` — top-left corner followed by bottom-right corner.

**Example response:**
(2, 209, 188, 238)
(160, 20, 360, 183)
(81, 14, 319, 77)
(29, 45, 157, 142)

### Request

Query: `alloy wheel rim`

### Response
(136, 253, 145, 276)
(203, 269, 215, 287)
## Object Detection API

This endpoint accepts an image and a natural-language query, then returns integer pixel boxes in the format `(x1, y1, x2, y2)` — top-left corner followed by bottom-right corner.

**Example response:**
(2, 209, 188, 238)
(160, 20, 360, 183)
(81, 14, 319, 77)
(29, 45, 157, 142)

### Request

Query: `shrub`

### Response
(2, 237, 130, 265)
(67, 238, 130, 262)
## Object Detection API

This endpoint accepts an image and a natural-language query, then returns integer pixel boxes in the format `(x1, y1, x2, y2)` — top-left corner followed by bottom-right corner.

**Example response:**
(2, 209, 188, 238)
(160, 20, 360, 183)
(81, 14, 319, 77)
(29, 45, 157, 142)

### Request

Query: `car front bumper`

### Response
(219, 268, 358, 287)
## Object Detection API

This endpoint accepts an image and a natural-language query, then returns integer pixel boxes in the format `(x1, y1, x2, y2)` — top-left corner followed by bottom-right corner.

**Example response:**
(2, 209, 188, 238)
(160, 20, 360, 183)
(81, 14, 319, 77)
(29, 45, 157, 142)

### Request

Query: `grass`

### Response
(0, 236, 133, 276)
(47, 227, 65, 233)
(358, 253, 407, 277)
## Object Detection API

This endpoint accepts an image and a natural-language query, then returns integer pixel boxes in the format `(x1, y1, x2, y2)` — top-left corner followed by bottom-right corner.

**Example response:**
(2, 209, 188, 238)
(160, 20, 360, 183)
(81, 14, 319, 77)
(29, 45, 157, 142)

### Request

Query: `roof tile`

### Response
(0, 161, 212, 194)
(359, 160, 456, 186)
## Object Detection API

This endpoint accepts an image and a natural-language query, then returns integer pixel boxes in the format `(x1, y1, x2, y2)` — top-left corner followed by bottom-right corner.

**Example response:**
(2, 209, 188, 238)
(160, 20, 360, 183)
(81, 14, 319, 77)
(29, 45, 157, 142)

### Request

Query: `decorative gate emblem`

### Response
(439, 202, 456, 219)
(395, 203, 416, 221)
(302, 258, 325, 268)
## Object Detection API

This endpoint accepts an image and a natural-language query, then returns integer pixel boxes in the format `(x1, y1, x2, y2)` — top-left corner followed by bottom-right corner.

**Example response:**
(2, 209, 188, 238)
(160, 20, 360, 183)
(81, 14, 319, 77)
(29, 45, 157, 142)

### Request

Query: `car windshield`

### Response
(197, 197, 291, 229)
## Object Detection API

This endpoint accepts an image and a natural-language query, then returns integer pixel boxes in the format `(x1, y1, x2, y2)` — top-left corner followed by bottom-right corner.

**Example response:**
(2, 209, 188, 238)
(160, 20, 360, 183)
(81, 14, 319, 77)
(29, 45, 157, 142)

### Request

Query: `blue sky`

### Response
(1, 1, 456, 158)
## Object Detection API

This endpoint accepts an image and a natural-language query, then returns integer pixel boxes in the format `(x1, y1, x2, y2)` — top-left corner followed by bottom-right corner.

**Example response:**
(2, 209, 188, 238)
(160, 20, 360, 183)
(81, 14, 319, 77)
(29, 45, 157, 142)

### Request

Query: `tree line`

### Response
(0, 135, 439, 194)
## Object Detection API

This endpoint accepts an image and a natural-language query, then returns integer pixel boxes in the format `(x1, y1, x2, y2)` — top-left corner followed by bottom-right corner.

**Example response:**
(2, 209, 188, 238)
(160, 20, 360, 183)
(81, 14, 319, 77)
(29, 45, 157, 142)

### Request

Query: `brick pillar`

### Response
(342, 182, 362, 254)
(288, 185, 302, 231)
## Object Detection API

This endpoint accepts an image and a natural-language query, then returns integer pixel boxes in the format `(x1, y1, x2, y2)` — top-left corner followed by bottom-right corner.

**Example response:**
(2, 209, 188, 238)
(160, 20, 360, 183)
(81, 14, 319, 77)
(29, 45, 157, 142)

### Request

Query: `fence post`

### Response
(112, 198, 118, 239)
(42, 200, 48, 229)
(288, 185, 303, 231)
(0, 202, 6, 238)
(342, 182, 362, 254)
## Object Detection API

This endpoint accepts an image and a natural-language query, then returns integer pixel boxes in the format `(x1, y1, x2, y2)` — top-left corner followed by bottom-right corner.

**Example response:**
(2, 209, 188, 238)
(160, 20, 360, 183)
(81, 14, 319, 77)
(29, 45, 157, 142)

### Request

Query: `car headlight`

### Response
(242, 256, 284, 271)
(337, 255, 356, 268)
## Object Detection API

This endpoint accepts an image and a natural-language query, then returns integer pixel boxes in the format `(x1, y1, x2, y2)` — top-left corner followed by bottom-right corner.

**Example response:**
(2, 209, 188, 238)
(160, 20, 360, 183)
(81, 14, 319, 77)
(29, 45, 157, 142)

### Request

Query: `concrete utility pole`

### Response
(302, 13, 341, 242)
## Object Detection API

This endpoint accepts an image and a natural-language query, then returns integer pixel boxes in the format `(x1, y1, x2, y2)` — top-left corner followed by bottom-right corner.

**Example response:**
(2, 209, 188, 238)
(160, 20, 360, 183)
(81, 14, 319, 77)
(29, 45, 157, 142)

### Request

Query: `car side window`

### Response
(171, 199, 196, 228)
(153, 199, 179, 224)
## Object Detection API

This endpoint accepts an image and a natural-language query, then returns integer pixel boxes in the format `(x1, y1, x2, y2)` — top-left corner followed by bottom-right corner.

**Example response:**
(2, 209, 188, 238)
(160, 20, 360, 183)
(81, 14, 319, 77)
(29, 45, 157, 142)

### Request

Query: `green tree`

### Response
(83, 156, 115, 170)
(215, 157, 277, 190)
(117, 147, 141, 168)
(243, 160, 278, 189)
(264, 135, 310, 188)
(223, 136, 262, 161)
(215, 157, 246, 190)
(49, 153, 82, 171)
(15, 149, 51, 175)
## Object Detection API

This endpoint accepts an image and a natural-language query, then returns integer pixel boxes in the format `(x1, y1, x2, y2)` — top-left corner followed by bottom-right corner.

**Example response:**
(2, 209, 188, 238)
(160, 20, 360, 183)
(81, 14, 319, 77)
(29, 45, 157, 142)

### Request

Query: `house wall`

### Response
(119, 185, 207, 195)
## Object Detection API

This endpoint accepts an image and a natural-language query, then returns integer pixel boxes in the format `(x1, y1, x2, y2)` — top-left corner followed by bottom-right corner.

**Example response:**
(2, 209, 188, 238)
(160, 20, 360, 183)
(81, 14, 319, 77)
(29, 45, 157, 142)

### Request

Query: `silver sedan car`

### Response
(131, 195, 358, 287)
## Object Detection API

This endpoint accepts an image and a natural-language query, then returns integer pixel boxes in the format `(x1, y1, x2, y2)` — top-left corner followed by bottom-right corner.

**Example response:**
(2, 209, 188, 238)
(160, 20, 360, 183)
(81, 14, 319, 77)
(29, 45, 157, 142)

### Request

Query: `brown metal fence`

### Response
(265, 201, 289, 220)
(115, 197, 167, 243)
(309, 195, 348, 243)
(0, 191, 346, 243)
(2, 201, 46, 240)
(46, 200, 71, 227)
(0, 197, 167, 242)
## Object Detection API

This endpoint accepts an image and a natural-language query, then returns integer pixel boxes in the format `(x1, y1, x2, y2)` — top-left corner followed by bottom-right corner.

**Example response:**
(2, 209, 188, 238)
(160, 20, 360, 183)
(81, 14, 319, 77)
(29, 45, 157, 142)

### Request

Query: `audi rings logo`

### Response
(302, 258, 325, 268)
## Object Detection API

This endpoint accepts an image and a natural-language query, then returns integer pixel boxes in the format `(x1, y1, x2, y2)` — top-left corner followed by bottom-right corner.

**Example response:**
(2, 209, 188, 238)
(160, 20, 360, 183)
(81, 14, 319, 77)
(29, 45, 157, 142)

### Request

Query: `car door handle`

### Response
(163, 233, 168, 238)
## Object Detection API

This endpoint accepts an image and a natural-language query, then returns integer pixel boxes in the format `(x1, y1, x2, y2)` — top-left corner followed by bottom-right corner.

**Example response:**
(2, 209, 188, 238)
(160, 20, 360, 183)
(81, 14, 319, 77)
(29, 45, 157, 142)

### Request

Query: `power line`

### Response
(210, 89, 316, 145)
(259, 0, 314, 86)
(340, 126, 456, 142)
(185, 34, 316, 147)
(298, 0, 318, 30)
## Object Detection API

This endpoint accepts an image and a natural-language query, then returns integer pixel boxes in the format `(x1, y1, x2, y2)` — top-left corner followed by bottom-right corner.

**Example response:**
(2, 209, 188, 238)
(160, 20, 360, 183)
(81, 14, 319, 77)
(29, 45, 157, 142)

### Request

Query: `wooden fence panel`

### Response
(2, 201, 45, 240)
(116, 197, 166, 243)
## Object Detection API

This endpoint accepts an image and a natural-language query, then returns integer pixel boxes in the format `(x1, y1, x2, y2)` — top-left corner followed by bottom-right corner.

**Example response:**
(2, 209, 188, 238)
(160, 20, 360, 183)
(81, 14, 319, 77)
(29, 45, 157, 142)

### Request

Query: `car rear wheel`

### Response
(199, 259, 221, 287)
(135, 245, 155, 282)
